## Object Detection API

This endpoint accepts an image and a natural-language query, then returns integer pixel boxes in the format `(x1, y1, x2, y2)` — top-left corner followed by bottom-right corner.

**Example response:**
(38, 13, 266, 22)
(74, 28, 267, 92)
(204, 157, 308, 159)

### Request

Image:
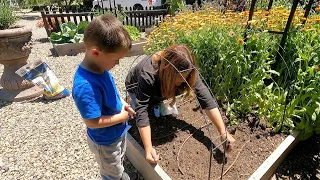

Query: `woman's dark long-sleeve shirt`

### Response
(125, 56, 218, 127)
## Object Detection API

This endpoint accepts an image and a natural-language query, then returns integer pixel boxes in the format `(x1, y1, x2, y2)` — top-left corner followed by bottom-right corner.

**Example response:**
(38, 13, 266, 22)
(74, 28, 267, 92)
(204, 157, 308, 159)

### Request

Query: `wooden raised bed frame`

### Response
(126, 131, 300, 180)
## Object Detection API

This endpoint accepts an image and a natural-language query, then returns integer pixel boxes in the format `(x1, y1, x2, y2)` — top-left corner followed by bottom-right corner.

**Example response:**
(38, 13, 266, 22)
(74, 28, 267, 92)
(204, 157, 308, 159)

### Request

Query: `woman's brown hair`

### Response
(153, 44, 198, 103)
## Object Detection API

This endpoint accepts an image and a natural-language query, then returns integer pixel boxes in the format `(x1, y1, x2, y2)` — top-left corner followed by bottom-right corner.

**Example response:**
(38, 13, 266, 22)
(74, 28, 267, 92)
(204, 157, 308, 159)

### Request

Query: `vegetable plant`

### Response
(49, 21, 88, 44)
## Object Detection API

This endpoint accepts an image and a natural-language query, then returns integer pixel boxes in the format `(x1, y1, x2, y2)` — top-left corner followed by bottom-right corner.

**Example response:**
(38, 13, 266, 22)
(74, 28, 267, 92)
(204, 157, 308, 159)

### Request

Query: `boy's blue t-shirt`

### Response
(72, 65, 131, 145)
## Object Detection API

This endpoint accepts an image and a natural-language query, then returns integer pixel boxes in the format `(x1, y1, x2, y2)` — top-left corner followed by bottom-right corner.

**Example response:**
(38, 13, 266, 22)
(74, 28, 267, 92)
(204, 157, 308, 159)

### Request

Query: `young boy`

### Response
(72, 14, 137, 180)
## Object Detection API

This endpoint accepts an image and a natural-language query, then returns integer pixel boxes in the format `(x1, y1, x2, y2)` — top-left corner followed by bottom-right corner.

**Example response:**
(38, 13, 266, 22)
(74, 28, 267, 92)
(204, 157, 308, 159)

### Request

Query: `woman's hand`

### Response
(145, 146, 159, 163)
(220, 131, 235, 152)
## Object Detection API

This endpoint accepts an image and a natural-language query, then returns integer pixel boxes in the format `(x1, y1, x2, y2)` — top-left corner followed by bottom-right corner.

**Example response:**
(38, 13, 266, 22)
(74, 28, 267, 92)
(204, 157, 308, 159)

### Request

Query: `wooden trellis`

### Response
(244, 0, 315, 62)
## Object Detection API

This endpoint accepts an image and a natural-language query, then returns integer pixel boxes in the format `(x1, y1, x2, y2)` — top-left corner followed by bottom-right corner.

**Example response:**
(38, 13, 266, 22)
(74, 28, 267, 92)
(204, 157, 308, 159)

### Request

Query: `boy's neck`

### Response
(82, 55, 104, 74)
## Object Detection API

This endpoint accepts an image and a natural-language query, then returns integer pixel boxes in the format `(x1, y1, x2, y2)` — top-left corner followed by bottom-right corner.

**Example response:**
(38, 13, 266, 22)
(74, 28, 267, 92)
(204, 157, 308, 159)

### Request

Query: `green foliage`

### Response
(15, 0, 50, 7)
(124, 25, 141, 41)
(92, 8, 126, 22)
(165, 0, 184, 16)
(0, 3, 17, 30)
(54, 0, 82, 6)
(50, 21, 88, 44)
(146, 7, 320, 139)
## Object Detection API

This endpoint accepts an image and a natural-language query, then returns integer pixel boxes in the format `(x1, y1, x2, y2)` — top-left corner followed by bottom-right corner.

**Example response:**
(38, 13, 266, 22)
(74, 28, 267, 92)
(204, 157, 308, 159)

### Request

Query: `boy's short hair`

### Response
(84, 14, 132, 52)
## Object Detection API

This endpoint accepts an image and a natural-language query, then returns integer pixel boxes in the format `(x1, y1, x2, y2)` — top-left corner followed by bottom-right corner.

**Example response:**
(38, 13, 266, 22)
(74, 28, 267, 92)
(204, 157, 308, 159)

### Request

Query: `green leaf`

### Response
(312, 112, 317, 121)
(49, 32, 68, 44)
(76, 21, 89, 34)
(255, 93, 261, 99)
(266, 83, 274, 89)
(71, 33, 84, 43)
(267, 70, 280, 76)
(177, 2, 184, 10)
(60, 22, 77, 34)
(124, 25, 141, 41)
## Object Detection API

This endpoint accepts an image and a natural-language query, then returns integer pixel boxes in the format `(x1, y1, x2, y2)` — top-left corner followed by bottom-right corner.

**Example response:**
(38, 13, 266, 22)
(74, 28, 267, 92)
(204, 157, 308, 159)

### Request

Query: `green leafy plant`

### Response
(49, 21, 88, 44)
(0, 3, 18, 30)
(124, 25, 141, 41)
(166, 0, 184, 16)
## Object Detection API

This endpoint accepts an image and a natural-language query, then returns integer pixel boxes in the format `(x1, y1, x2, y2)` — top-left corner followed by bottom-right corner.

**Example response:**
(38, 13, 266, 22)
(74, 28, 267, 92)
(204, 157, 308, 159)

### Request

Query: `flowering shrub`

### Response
(146, 7, 320, 139)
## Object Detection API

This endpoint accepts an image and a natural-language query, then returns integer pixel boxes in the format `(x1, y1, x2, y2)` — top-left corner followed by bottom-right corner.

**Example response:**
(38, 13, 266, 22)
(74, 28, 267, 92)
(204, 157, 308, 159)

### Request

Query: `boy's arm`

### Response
(74, 83, 131, 129)
(83, 107, 129, 129)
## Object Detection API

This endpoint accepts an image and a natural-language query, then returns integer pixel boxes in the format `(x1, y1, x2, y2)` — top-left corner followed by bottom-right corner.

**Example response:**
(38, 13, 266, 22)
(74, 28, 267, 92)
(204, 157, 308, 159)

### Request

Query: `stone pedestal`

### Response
(0, 27, 43, 101)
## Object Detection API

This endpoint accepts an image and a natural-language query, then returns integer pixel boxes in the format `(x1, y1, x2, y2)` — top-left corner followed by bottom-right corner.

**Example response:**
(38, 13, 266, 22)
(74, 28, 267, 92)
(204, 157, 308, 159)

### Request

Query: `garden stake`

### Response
(214, 139, 250, 180)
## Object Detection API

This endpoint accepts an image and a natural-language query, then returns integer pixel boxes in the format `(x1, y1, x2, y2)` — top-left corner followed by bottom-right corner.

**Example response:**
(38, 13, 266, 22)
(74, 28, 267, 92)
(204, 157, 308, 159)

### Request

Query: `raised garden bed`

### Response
(126, 99, 301, 179)
(273, 134, 320, 179)
(53, 42, 86, 56)
(53, 38, 147, 56)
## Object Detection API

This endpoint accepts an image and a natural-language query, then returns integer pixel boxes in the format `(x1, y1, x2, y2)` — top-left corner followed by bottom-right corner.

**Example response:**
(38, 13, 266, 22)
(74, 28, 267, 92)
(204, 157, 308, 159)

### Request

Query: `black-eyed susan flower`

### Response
(237, 38, 244, 45)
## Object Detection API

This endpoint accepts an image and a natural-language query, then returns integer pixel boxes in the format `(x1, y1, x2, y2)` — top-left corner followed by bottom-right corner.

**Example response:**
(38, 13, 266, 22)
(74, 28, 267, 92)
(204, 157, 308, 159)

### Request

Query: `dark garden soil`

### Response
(128, 99, 287, 180)
(273, 134, 320, 180)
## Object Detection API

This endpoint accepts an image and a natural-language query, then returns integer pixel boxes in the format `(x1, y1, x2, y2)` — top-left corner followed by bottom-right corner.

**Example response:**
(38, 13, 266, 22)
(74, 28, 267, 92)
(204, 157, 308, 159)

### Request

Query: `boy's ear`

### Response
(91, 47, 101, 57)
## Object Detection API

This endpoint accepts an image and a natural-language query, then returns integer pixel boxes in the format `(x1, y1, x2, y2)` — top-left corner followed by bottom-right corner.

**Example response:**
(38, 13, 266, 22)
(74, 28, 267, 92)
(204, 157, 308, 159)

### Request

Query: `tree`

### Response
(14, 0, 50, 7)
(53, 0, 83, 6)
(83, 0, 93, 7)
(166, 0, 185, 15)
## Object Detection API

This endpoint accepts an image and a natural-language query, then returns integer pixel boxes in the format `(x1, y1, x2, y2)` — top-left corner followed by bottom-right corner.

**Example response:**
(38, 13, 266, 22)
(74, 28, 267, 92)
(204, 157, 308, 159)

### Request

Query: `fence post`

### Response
(41, 11, 51, 37)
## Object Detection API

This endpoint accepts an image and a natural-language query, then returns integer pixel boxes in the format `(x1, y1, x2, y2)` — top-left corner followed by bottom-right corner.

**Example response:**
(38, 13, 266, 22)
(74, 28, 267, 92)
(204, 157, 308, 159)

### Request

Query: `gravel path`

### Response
(0, 12, 145, 180)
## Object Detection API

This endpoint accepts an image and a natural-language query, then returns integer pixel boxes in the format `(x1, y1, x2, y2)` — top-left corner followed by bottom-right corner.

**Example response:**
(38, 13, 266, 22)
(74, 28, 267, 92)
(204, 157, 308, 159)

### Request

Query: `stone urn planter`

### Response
(145, 27, 154, 37)
(0, 27, 43, 101)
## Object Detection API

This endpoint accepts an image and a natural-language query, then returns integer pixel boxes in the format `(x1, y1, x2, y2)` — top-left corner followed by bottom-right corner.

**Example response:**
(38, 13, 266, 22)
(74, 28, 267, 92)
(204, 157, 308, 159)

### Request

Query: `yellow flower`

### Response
(237, 38, 244, 45)
(300, 17, 307, 22)
(314, 65, 319, 71)
(229, 31, 235, 36)
(248, 20, 257, 25)
(315, 7, 320, 11)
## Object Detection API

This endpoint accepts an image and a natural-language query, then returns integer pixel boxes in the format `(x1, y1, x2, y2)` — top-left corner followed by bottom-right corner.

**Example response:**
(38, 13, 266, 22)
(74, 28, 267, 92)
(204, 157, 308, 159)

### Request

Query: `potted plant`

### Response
(0, 3, 43, 101)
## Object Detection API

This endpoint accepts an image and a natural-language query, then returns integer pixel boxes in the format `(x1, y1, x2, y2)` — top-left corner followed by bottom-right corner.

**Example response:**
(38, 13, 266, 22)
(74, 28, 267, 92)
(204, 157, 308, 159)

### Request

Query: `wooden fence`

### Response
(41, 6, 168, 37)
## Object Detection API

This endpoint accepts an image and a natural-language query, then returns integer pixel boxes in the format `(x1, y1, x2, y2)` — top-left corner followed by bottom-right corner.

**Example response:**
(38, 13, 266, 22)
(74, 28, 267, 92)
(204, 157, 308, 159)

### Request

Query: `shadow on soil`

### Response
(274, 134, 320, 180)
(129, 113, 227, 164)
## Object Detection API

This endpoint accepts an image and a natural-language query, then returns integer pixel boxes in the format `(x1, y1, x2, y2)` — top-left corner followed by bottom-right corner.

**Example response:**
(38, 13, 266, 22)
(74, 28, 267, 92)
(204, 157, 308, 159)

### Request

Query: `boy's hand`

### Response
(220, 131, 235, 152)
(124, 105, 136, 119)
(145, 146, 159, 164)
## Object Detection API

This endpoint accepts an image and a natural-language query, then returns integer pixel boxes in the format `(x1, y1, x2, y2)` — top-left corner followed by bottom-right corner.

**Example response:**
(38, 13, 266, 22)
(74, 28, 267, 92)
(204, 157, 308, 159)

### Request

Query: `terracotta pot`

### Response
(0, 26, 43, 101)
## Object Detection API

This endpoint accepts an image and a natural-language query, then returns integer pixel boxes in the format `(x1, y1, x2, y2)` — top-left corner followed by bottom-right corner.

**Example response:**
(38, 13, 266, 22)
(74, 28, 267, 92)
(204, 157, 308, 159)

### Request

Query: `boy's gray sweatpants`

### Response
(87, 134, 127, 180)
